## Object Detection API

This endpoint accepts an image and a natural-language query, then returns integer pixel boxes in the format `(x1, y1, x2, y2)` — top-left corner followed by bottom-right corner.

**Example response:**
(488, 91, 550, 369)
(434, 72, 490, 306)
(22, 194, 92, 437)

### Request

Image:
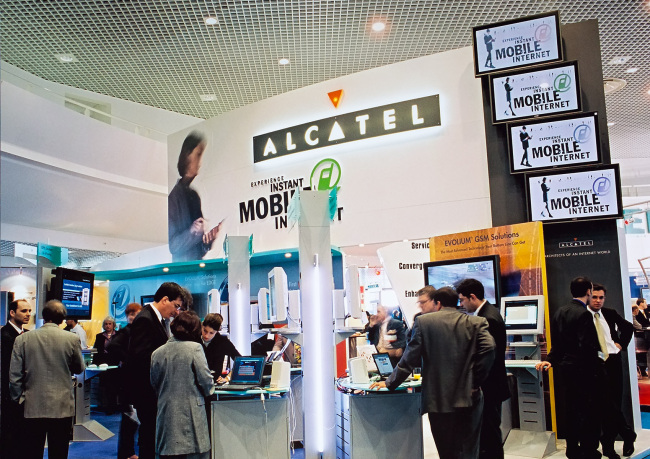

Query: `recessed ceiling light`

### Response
(204, 16, 218, 26)
(608, 56, 631, 65)
(55, 54, 77, 63)
(284, 252, 292, 258)
(200, 94, 218, 102)
(403, 239, 409, 243)
(371, 21, 386, 32)
(278, 58, 290, 66)
(603, 77, 627, 95)
(163, 267, 169, 272)
(358, 243, 365, 247)
(199, 262, 206, 268)
(607, 122, 616, 127)
(626, 68, 639, 73)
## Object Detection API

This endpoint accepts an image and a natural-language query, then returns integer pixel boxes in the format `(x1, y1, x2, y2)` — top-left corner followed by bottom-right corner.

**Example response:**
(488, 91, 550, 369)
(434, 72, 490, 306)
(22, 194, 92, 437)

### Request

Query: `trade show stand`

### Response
(73, 359, 116, 441)
(335, 377, 423, 459)
(210, 387, 291, 459)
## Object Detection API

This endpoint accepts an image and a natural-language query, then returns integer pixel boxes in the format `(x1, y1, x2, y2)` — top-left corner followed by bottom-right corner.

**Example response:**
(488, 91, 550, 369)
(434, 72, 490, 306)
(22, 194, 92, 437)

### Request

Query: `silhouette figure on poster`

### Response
(503, 77, 516, 116)
(540, 177, 553, 217)
(519, 126, 532, 167)
(484, 29, 496, 69)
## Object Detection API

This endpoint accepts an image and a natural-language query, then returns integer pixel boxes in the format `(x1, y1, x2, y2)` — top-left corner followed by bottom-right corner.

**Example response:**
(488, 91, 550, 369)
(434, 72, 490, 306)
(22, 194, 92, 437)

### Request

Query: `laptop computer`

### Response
(372, 353, 394, 380)
(217, 356, 266, 391)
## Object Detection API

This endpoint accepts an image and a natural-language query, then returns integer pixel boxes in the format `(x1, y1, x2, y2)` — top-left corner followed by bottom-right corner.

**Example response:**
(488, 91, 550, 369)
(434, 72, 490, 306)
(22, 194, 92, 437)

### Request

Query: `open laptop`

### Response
(217, 356, 266, 391)
(372, 353, 394, 380)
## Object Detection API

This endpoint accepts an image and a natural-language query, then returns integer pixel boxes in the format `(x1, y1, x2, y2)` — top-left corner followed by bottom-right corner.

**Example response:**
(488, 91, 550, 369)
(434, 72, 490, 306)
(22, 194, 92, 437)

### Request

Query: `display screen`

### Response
(490, 61, 581, 124)
(473, 11, 562, 76)
(423, 255, 501, 306)
(372, 353, 394, 377)
(508, 112, 601, 174)
(50, 268, 94, 320)
(230, 356, 265, 384)
(500, 295, 545, 335)
(526, 164, 622, 223)
(268, 274, 277, 319)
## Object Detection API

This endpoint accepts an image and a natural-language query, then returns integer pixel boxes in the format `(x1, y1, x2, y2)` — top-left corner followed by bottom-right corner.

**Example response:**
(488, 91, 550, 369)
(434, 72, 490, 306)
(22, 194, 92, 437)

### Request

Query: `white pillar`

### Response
(299, 190, 335, 459)
(227, 236, 251, 356)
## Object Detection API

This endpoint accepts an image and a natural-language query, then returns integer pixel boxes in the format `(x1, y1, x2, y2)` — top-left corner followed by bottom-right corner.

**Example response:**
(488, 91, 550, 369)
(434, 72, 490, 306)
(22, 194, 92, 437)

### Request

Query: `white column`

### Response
(299, 190, 335, 459)
(227, 236, 251, 356)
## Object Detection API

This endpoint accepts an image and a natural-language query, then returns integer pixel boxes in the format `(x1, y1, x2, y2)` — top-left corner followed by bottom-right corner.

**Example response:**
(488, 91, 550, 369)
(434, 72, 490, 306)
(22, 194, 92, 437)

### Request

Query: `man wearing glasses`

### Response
(126, 282, 188, 459)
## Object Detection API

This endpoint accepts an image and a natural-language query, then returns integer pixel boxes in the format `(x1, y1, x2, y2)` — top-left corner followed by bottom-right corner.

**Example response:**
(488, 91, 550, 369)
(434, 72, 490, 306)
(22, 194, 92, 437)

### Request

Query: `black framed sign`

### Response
(507, 112, 601, 174)
(525, 164, 622, 224)
(473, 11, 562, 77)
(490, 61, 581, 124)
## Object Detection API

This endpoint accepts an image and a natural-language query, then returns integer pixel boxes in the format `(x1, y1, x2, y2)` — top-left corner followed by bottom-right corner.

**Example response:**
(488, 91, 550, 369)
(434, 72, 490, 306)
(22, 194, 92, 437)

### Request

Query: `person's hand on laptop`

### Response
(369, 381, 386, 390)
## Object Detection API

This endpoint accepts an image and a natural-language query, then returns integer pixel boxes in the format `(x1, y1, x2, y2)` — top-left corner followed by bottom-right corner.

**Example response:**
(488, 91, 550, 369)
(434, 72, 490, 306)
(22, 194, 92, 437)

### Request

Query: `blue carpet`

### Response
(45, 411, 305, 458)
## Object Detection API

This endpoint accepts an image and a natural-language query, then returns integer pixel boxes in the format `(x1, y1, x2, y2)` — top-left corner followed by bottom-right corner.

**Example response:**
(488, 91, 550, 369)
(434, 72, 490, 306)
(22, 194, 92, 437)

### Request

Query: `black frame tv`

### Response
(49, 267, 94, 320)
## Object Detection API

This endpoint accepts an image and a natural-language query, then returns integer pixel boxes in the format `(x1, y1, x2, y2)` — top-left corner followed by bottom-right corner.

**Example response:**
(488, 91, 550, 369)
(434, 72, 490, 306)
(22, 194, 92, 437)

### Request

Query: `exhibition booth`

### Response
(2, 11, 648, 459)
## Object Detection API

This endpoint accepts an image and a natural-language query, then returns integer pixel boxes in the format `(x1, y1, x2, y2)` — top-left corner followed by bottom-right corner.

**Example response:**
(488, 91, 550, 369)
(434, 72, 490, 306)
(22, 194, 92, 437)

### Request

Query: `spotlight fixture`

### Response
(608, 56, 631, 65)
(607, 122, 616, 127)
(603, 78, 627, 95)
(626, 68, 639, 74)
(200, 94, 218, 102)
(163, 267, 169, 272)
(55, 54, 77, 63)
(278, 58, 290, 66)
(284, 253, 292, 258)
(372, 21, 386, 32)
(199, 262, 206, 268)
(204, 16, 218, 25)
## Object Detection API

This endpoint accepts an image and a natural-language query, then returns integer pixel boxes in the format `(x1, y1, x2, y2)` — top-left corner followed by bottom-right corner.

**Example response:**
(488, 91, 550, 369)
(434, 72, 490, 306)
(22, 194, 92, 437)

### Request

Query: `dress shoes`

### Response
(623, 433, 636, 456)
(602, 449, 621, 459)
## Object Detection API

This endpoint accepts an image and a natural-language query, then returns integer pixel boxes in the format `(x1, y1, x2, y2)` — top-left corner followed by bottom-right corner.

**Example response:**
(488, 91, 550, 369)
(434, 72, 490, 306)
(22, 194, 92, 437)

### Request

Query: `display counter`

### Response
(335, 377, 423, 459)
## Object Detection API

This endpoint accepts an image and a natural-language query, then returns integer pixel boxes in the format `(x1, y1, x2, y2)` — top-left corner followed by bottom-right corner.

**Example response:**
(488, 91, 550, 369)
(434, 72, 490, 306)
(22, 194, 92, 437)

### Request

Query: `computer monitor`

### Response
(268, 267, 288, 322)
(500, 295, 545, 335)
(372, 353, 394, 379)
(423, 255, 501, 307)
(258, 288, 271, 325)
(48, 268, 94, 320)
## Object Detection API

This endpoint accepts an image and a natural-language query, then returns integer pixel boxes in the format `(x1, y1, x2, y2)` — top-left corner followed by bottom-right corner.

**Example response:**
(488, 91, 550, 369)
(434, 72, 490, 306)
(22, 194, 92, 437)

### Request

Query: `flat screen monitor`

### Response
(423, 255, 501, 306)
(49, 268, 94, 320)
(500, 295, 545, 335)
(640, 287, 650, 304)
(372, 353, 394, 378)
(268, 267, 288, 322)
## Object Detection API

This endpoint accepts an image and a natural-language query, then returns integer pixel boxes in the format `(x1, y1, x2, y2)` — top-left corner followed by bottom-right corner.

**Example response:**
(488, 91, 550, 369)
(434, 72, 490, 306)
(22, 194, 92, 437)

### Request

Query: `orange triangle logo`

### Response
(328, 90, 343, 108)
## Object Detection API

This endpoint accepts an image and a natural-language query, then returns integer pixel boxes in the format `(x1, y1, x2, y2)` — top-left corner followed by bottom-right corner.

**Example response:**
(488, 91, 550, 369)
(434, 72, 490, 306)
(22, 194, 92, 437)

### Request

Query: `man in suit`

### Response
(1, 299, 31, 458)
(367, 305, 407, 366)
(126, 282, 186, 459)
(588, 284, 635, 459)
(635, 298, 650, 328)
(536, 277, 604, 459)
(457, 278, 510, 459)
(9, 300, 84, 459)
(371, 287, 496, 459)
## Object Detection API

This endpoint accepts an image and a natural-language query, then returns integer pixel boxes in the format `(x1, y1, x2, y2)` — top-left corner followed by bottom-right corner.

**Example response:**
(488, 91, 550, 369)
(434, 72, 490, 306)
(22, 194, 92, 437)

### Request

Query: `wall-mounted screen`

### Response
(526, 164, 623, 223)
(49, 268, 94, 320)
(423, 255, 501, 306)
(507, 112, 602, 174)
(490, 61, 581, 124)
(500, 295, 545, 335)
(473, 11, 562, 76)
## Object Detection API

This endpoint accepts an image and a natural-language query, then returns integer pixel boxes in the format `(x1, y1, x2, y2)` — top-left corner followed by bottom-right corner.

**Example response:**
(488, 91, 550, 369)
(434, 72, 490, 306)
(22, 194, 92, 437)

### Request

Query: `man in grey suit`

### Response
(371, 287, 496, 459)
(9, 300, 85, 459)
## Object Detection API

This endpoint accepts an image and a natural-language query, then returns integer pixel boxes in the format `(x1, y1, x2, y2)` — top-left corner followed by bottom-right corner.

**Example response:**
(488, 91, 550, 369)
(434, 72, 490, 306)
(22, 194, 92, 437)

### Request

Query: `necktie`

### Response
(593, 312, 609, 361)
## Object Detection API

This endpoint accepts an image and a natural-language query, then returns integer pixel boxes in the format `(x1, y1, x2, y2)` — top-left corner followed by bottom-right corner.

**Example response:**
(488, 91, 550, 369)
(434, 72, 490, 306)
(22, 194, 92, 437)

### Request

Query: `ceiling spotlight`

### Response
(607, 122, 616, 127)
(278, 58, 290, 66)
(199, 94, 218, 102)
(204, 16, 218, 26)
(626, 68, 639, 74)
(371, 21, 386, 32)
(199, 262, 206, 268)
(163, 267, 169, 272)
(603, 77, 627, 95)
(55, 54, 77, 63)
(608, 56, 631, 65)
(284, 252, 292, 258)
(358, 243, 365, 247)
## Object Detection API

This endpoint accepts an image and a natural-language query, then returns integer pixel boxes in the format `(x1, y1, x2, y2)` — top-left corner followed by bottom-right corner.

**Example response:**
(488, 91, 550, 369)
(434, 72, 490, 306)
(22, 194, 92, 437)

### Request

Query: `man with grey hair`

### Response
(10, 299, 85, 459)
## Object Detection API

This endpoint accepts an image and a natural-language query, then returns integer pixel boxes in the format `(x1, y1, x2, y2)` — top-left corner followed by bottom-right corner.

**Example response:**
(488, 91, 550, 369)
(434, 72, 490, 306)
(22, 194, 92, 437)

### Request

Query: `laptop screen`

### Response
(230, 356, 265, 385)
(372, 353, 394, 377)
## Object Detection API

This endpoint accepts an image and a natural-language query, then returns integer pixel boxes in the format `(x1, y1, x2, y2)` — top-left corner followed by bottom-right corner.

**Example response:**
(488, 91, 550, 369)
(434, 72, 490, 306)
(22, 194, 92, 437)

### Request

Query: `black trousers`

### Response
(479, 395, 504, 459)
(601, 353, 636, 450)
(23, 416, 73, 459)
(0, 397, 24, 459)
(428, 392, 483, 459)
(133, 399, 157, 459)
(117, 406, 139, 459)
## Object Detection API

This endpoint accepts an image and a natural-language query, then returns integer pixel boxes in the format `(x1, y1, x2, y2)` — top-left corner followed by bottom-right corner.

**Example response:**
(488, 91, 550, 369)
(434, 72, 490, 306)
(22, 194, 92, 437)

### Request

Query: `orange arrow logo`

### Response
(328, 90, 343, 108)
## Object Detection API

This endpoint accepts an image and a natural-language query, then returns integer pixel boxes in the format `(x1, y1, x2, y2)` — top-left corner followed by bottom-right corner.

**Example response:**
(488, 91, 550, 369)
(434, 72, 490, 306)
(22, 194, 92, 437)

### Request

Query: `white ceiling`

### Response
(1, 0, 650, 258)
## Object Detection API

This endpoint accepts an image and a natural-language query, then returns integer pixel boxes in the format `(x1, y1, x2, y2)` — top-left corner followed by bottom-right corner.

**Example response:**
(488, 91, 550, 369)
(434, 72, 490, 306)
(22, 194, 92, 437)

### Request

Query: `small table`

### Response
(72, 365, 118, 441)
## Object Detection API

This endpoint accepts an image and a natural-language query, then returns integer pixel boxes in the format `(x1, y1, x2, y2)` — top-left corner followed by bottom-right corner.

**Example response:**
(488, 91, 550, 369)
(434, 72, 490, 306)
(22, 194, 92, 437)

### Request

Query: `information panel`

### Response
(490, 61, 581, 124)
(507, 112, 601, 174)
(526, 165, 622, 223)
(473, 11, 562, 76)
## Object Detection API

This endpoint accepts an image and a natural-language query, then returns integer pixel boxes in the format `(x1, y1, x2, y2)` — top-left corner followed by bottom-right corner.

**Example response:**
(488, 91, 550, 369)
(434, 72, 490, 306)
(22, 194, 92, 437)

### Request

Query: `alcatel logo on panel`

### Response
(252, 95, 441, 163)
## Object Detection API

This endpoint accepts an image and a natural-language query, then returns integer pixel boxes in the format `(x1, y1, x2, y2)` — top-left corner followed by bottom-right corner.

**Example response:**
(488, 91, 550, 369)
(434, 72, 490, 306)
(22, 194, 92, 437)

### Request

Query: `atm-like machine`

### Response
(501, 295, 556, 458)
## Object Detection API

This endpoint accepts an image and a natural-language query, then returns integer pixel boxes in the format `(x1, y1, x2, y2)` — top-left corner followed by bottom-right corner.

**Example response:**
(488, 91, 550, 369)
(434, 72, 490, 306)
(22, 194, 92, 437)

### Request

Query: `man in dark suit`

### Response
(10, 300, 84, 459)
(126, 282, 186, 459)
(589, 284, 635, 459)
(367, 305, 407, 366)
(371, 287, 495, 459)
(537, 277, 604, 459)
(635, 298, 650, 328)
(1, 299, 31, 458)
(457, 278, 510, 459)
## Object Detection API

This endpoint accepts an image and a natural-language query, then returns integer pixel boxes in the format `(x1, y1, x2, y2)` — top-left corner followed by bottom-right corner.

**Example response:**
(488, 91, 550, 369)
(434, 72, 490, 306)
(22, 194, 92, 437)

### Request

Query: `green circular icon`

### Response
(554, 73, 572, 92)
(310, 158, 341, 191)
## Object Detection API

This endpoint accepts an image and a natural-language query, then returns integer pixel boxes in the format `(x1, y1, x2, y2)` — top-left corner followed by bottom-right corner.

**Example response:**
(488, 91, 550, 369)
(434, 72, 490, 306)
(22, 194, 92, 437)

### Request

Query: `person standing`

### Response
(536, 277, 604, 459)
(519, 126, 533, 167)
(483, 29, 496, 68)
(457, 278, 510, 459)
(367, 305, 407, 366)
(541, 177, 553, 218)
(371, 287, 495, 459)
(65, 317, 88, 349)
(126, 282, 186, 459)
(201, 313, 241, 377)
(588, 284, 635, 459)
(168, 132, 223, 262)
(9, 300, 84, 459)
(151, 311, 214, 459)
(635, 298, 650, 328)
(503, 77, 515, 116)
(1, 299, 31, 458)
